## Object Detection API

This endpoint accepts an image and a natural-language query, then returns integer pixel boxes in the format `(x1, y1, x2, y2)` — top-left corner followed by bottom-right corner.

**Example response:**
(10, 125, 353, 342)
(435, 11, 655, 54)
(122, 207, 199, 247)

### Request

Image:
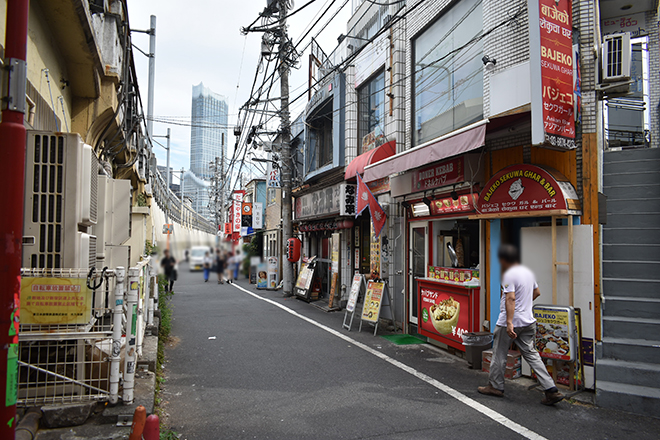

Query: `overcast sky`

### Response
(128, 0, 351, 184)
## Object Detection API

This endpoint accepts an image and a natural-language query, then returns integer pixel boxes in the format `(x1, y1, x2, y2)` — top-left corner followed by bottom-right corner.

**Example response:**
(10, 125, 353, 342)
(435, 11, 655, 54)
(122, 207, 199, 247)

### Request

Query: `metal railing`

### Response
(18, 258, 157, 406)
(151, 169, 216, 234)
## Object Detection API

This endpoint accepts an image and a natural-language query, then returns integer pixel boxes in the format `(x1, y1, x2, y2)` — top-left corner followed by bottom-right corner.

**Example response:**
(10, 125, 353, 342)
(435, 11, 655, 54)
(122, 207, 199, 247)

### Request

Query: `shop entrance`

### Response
(409, 221, 427, 325)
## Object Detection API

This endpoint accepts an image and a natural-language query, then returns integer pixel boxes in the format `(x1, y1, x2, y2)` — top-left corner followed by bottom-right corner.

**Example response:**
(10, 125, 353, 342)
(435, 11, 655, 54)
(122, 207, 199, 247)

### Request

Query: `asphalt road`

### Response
(160, 264, 660, 440)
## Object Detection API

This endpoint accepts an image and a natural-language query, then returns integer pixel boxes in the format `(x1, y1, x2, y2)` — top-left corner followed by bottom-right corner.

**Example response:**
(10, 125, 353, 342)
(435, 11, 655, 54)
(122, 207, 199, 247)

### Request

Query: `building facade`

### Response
(288, 0, 659, 416)
(186, 82, 229, 219)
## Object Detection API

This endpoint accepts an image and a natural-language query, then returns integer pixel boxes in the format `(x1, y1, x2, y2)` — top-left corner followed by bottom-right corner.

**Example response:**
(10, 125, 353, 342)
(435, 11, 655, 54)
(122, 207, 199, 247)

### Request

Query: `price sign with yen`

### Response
(163, 224, 174, 235)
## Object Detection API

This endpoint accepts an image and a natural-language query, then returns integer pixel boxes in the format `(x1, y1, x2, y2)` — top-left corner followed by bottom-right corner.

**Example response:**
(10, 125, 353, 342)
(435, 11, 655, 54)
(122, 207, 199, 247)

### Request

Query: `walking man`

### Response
(478, 244, 564, 405)
(160, 249, 177, 293)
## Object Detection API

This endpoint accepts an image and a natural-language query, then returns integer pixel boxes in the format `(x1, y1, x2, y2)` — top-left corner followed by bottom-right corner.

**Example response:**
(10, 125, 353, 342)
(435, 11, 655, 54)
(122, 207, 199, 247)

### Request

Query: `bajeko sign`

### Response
(529, 0, 576, 149)
(476, 164, 581, 217)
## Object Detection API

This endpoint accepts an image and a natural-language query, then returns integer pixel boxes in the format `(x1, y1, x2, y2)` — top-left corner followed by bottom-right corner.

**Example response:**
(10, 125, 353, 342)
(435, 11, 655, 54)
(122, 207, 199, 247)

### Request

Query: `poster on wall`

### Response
(370, 224, 381, 280)
(256, 263, 268, 289)
(20, 278, 92, 325)
(361, 281, 384, 323)
(418, 283, 470, 347)
(530, 0, 576, 149)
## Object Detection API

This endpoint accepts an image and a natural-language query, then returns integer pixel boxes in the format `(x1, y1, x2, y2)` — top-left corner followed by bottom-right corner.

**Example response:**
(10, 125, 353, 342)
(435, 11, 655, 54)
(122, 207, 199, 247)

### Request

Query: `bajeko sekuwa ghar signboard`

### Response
(476, 164, 581, 217)
(529, 0, 576, 149)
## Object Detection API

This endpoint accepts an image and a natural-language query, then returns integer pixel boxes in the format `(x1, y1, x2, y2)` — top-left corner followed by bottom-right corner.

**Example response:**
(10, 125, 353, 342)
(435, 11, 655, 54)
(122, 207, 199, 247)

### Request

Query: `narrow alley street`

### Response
(159, 266, 660, 440)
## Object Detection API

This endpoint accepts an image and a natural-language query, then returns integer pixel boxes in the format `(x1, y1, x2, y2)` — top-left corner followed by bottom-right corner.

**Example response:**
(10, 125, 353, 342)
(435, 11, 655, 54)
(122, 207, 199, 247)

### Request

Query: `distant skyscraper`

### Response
(185, 82, 228, 220)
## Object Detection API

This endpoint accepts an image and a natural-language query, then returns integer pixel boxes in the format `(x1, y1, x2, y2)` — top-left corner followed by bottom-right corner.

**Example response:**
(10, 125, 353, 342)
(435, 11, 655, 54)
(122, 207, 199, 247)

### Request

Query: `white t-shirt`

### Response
(203, 256, 213, 267)
(496, 264, 538, 328)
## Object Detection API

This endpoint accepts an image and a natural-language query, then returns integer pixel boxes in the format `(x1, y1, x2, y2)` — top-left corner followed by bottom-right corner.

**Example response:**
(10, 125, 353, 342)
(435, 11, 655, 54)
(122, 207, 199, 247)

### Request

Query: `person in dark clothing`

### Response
(215, 249, 225, 284)
(160, 249, 177, 292)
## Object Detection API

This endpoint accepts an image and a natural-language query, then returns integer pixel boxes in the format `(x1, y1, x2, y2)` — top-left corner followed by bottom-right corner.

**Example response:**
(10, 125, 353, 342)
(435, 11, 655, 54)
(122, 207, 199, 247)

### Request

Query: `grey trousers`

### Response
(489, 323, 556, 391)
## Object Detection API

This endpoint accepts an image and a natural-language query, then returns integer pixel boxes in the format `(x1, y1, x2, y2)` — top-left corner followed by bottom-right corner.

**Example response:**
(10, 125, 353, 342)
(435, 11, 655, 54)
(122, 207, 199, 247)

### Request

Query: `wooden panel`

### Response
(490, 146, 524, 175)
(580, 133, 601, 341)
(531, 147, 577, 187)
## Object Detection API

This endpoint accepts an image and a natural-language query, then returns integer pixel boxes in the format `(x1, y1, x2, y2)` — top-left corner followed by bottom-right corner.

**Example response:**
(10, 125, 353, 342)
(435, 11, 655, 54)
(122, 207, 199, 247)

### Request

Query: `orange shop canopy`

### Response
(345, 140, 396, 180)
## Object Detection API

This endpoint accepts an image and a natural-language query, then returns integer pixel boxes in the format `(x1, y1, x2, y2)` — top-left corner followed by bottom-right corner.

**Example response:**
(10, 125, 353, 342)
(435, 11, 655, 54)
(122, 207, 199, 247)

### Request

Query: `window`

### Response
(307, 99, 334, 171)
(358, 71, 386, 153)
(413, 0, 483, 146)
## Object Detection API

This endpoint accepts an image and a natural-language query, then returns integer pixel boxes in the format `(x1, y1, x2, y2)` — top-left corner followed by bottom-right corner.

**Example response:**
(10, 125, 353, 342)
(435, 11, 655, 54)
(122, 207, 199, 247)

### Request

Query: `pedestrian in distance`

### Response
(215, 249, 225, 284)
(160, 249, 177, 293)
(202, 251, 213, 282)
(478, 244, 564, 406)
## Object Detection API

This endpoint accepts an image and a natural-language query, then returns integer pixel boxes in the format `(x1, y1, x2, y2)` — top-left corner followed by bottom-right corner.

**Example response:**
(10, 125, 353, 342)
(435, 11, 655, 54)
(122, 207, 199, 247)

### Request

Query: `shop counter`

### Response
(417, 268, 481, 351)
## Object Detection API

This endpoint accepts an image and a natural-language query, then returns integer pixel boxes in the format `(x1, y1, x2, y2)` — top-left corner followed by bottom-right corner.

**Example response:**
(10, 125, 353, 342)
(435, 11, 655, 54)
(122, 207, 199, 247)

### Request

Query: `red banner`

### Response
(538, 0, 575, 148)
(412, 157, 464, 192)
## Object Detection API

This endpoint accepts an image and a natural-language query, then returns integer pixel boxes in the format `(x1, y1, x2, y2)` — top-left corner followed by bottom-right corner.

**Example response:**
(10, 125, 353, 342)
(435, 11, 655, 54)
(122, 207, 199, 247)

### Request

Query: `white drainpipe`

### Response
(122, 267, 140, 404)
(109, 267, 125, 405)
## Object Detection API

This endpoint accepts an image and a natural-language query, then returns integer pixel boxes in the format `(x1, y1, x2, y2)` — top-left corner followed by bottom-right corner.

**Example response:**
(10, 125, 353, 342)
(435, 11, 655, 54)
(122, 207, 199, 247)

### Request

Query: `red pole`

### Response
(0, 0, 30, 438)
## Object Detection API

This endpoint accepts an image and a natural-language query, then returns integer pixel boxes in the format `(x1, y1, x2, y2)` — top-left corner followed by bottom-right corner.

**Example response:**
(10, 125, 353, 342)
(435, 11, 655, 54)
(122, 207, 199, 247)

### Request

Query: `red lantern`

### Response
(287, 238, 302, 262)
(343, 220, 354, 229)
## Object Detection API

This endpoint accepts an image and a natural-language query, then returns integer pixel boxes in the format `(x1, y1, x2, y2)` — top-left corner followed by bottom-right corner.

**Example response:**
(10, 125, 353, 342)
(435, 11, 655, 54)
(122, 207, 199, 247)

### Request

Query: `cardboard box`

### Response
(482, 361, 522, 379)
(482, 349, 521, 368)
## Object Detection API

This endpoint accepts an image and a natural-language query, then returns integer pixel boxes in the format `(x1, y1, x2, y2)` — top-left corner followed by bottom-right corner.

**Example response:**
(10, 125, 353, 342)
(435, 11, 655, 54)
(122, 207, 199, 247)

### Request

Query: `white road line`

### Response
(231, 283, 548, 440)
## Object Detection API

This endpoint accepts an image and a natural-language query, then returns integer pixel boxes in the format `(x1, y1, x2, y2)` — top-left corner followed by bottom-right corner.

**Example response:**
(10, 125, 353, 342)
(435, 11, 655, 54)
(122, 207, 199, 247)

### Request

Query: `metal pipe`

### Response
(146, 15, 156, 141)
(0, 0, 29, 435)
(109, 267, 126, 404)
(123, 267, 140, 404)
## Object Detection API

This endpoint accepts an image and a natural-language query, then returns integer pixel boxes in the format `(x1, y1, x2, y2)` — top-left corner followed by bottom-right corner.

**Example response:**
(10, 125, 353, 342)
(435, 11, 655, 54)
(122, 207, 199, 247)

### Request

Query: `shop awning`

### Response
(345, 140, 396, 180)
(363, 120, 487, 182)
(472, 164, 581, 219)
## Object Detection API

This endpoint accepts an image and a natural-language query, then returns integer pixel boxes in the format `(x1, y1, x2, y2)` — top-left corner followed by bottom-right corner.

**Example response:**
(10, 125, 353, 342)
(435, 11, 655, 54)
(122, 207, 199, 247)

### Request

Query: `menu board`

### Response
(427, 266, 479, 286)
(361, 281, 384, 323)
(295, 262, 316, 299)
(534, 305, 576, 361)
(418, 282, 472, 348)
(346, 274, 364, 313)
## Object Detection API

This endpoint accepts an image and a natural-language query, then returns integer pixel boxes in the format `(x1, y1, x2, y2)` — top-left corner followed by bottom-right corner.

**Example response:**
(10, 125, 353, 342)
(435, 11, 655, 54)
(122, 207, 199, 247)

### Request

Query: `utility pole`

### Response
(146, 15, 156, 140)
(180, 167, 185, 226)
(0, 1, 29, 435)
(279, 0, 294, 297)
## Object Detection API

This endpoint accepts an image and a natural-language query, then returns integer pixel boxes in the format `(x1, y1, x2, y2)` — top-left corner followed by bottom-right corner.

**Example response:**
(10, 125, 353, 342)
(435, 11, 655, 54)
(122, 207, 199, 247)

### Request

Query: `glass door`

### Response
(409, 221, 428, 325)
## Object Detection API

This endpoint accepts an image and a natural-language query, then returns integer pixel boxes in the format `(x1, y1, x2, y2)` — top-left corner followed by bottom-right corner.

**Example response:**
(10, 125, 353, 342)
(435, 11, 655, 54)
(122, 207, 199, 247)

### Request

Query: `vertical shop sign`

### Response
(529, 0, 576, 149)
(232, 191, 244, 237)
(331, 233, 340, 274)
(252, 202, 263, 229)
(370, 224, 381, 279)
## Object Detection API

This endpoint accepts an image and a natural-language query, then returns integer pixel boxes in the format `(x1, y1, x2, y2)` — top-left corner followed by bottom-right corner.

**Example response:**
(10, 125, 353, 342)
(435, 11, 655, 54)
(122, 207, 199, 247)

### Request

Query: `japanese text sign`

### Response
(412, 157, 464, 192)
(530, 0, 576, 149)
(20, 278, 92, 325)
(361, 281, 384, 323)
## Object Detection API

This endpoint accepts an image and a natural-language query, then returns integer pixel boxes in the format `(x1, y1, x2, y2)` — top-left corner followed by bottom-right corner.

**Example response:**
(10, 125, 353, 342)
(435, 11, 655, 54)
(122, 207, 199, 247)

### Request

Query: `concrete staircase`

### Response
(597, 147, 660, 418)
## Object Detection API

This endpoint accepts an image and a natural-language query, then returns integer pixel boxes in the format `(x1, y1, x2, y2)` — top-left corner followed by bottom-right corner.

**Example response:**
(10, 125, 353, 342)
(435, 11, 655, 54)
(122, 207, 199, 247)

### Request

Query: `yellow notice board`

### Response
(361, 281, 384, 323)
(21, 278, 92, 325)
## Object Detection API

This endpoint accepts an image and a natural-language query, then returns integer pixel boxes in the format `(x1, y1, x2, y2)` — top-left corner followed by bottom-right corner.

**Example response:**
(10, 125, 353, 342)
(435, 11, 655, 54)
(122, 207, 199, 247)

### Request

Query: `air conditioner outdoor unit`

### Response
(23, 132, 98, 269)
(94, 174, 131, 268)
(602, 33, 631, 82)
